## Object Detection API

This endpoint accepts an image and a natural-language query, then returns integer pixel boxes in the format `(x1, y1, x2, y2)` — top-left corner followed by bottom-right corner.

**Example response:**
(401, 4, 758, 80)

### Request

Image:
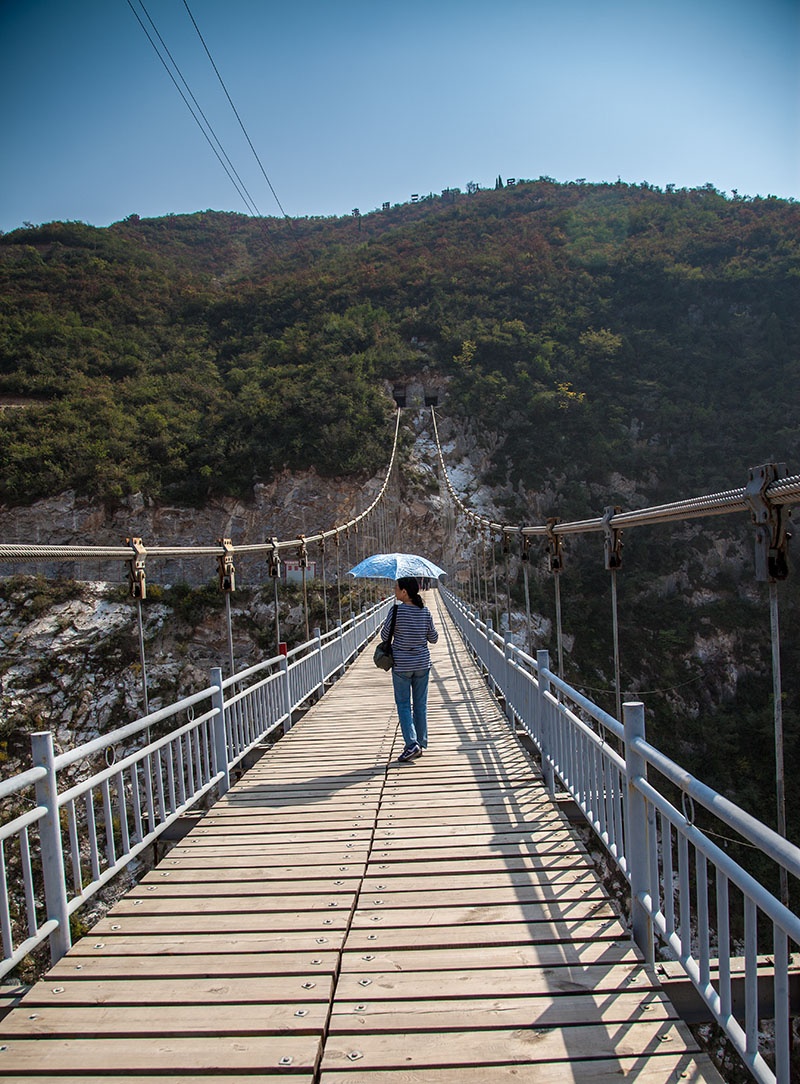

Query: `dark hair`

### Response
(397, 576, 424, 607)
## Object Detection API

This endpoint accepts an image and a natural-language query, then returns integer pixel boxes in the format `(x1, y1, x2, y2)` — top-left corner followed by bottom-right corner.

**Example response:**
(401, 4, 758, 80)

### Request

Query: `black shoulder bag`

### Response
(373, 605, 398, 671)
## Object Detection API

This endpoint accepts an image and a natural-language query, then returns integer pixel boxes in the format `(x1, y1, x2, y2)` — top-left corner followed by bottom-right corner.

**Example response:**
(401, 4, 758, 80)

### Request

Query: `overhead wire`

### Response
(126, 0, 263, 218)
(181, 0, 291, 222)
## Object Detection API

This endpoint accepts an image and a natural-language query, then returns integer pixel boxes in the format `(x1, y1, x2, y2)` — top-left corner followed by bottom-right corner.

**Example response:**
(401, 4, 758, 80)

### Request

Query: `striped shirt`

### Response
(381, 603, 438, 672)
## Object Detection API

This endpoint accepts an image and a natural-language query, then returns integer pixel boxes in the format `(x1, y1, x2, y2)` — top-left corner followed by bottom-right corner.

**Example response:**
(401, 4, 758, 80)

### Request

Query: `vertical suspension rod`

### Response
(770, 581, 788, 908)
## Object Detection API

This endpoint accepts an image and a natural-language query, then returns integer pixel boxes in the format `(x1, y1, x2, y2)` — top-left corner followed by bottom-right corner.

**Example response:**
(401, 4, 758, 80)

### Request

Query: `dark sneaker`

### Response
(398, 743, 421, 762)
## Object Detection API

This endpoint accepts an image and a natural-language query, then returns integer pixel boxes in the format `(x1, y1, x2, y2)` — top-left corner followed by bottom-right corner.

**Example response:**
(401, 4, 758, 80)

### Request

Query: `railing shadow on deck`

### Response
(1, 582, 797, 1081)
(439, 586, 799, 1084)
(354, 592, 669, 1082)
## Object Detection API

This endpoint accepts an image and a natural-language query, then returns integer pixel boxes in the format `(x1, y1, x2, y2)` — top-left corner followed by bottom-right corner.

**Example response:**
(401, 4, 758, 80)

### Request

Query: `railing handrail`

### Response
(0, 596, 389, 981)
(52, 686, 219, 771)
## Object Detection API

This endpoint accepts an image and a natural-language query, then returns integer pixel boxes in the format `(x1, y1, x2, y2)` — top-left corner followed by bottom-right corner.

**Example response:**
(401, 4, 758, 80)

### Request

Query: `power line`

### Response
(181, 0, 290, 220)
(126, 0, 263, 218)
(135, 0, 264, 217)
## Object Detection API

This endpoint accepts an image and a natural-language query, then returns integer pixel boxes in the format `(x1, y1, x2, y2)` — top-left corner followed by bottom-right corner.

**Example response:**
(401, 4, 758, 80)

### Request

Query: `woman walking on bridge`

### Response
(381, 576, 439, 762)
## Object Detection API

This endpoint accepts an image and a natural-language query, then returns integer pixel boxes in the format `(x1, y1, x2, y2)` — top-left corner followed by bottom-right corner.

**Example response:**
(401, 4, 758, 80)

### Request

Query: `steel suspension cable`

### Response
(0, 411, 403, 569)
(127, 0, 262, 217)
(610, 569, 622, 722)
(492, 534, 500, 631)
(430, 407, 799, 542)
(182, 0, 290, 220)
(319, 540, 329, 634)
(770, 581, 788, 908)
(335, 535, 343, 628)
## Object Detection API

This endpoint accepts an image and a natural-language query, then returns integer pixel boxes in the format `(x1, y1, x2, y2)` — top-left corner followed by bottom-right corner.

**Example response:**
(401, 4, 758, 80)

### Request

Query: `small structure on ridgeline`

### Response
(393, 378, 447, 409)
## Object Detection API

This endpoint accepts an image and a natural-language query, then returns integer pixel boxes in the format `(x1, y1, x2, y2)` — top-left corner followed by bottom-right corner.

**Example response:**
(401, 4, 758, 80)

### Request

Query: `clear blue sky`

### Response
(2, 0, 798, 232)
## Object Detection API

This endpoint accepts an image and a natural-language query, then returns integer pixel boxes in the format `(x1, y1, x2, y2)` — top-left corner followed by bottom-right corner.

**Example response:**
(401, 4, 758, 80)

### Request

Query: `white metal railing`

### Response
(0, 598, 391, 980)
(442, 587, 800, 1084)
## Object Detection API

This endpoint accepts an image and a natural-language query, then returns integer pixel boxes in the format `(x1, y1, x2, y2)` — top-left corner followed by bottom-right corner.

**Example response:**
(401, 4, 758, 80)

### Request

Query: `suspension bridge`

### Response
(0, 409, 798, 1083)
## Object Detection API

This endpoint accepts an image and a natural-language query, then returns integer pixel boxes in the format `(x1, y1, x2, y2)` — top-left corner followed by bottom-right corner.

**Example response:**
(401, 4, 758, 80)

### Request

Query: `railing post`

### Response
(536, 650, 555, 796)
(337, 619, 346, 674)
(314, 627, 325, 698)
(503, 633, 514, 725)
(209, 668, 230, 797)
(281, 655, 293, 733)
(31, 732, 71, 964)
(624, 700, 654, 964)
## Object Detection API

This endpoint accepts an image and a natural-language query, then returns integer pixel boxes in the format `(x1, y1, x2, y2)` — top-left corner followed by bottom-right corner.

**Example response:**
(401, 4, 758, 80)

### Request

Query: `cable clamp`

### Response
(216, 537, 236, 592)
(603, 506, 624, 570)
(297, 535, 309, 569)
(745, 463, 790, 582)
(125, 536, 147, 599)
(267, 537, 282, 579)
(545, 518, 564, 573)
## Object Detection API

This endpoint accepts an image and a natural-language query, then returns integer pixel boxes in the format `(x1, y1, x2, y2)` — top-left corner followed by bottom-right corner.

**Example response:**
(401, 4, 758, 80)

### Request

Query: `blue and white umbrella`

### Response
(348, 552, 447, 581)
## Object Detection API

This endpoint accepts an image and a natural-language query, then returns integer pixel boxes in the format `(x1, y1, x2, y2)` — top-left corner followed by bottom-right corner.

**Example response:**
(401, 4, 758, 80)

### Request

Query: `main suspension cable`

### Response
(182, 0, 290, 221)
(0, 410, 403, 569)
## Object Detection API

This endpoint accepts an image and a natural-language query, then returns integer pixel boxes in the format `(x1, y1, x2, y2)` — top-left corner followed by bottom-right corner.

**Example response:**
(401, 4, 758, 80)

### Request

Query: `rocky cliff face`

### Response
(0, 411, 489, 766)
(0, 410, 780, 782)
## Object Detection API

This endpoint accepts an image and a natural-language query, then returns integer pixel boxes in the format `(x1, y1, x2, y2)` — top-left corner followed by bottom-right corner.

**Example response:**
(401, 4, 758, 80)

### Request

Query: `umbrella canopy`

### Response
(348, 552, 447, 581)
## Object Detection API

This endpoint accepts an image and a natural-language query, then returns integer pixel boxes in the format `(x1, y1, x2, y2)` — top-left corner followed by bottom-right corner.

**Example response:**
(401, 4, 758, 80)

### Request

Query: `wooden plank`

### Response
(320, 1020, 700, 1070)
(141, 864, 367, 882)
(0, 1035, 320, 1073)
(352, 897, 617, 925)
(328, 990, 677, 1032)
(340, 941, 640, 972)
(362, 864, 596, 886)
(370, 837, 586, 857)
(22, 975, 334, 1006)
(319, 1054, 723, 1083)
(91, 910, 350, 934)
(343, 917, 627, 951)
(175, 823, 373, 840)
(127, 880, 360, 898)
(160, 827, 376, 846)
(333, 963, 652, 998)
(65, 931, 346, 954)
(330, 882, 606, 911)
(374, 813, 570, 830)
(362, 849, 585, 875)
(163, 847, 365, 863)
(3, 1077, 314, 1084)
(48, 952, 339, 979)
(189, 811, 379, 828)
(1, 1002, 329, 1036)
(111, 893, 356, 914)
(372, 826, 585, 847)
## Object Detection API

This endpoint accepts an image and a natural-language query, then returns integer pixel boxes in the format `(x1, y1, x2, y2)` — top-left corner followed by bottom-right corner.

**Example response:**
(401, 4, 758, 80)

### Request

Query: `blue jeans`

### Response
(392, 668, 430, 749)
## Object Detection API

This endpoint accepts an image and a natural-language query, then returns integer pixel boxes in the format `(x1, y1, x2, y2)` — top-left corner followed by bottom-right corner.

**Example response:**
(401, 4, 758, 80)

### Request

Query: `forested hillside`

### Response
(1, 180, 799, 858)
(1, 178, 798, 510)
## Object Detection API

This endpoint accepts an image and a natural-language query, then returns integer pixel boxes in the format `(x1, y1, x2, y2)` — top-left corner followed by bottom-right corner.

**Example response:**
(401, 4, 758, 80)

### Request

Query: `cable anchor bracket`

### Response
(125, 537, 147, 600)
(745, 463, 791, 582)
(297, 536, 309, 569)
(603, 506, 624, 571)
(545, 519, 564, 573)
(216, 537, 236, 592)
(267, 537, 282, 579)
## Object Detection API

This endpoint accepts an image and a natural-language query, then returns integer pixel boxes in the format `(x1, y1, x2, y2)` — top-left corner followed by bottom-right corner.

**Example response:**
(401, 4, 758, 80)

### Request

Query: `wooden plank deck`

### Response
(0, 593, 723, 1083)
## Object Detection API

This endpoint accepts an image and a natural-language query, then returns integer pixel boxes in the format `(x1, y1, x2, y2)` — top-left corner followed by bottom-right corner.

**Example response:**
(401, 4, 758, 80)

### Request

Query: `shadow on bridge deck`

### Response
(0, 594, 723, 1083)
